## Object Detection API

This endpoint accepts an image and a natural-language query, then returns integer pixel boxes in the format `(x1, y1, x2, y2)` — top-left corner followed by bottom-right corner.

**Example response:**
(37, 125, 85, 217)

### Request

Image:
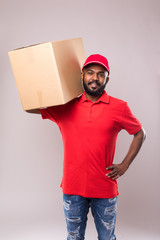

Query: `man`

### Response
(28, 54, 146, 240)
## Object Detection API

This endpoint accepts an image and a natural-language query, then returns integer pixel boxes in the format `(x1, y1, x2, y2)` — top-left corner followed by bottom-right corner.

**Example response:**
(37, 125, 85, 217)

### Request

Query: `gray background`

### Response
(1, 0, 160, 239)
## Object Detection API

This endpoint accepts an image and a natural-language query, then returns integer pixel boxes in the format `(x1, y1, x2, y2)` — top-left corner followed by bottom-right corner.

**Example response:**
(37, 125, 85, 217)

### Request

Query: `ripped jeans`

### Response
(63, 194, 117, 240)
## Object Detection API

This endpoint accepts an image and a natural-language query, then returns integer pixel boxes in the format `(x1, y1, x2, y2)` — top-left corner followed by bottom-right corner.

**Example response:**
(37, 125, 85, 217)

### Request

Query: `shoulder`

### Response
(47, 97, 78, 112)
(109, 95, 127, 110)
(109, 95, 126, 104)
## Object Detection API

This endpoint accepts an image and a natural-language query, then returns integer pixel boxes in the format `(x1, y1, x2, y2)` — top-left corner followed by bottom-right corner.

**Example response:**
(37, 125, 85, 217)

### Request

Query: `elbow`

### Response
(142, 127, 146, 142)
(138, 127, 146, 143)
(134, 127, 146, 143)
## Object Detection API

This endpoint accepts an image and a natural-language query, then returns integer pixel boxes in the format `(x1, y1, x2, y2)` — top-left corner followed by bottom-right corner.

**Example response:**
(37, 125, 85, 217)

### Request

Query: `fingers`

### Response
(106, 164, 121, 179)
(107, 172, 120, 179)
(106, 165, 114, 170)
(107, 171, 119, 178)
(112, 174, 120, 180)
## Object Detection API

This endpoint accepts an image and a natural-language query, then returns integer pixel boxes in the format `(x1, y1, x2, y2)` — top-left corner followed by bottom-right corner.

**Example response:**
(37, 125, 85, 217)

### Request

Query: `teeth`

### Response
(91, 83, 97, 87)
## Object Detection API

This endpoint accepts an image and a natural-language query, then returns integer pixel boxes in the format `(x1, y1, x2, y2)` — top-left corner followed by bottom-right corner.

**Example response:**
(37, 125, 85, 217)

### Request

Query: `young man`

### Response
(28, 54, 146, 240)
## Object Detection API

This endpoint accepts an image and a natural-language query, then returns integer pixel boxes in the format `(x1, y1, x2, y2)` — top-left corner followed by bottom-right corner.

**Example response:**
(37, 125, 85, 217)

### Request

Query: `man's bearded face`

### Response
(82, 64, 108, 97)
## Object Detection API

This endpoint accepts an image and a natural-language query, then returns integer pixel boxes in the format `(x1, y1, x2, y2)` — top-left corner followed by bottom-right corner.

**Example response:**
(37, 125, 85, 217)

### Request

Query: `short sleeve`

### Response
(120, 102, 142, 135)
(40, 107, 59, 123)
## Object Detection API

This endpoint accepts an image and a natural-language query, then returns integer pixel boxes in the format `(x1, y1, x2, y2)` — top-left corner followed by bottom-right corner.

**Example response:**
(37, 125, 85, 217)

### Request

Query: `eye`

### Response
(87, 71, 93, 75)
(99, 73, 105, 78)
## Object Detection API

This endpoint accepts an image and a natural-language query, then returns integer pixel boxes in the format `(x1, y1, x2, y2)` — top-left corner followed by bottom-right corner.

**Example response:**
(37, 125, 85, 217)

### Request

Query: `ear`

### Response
(81, 71, 85, 91)
(81, 71, 84, 81)
(106, 76, 109, 84)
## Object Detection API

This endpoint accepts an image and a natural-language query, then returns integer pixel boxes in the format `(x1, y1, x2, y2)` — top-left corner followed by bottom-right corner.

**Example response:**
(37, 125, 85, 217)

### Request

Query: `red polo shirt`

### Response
(40, 91, 142, 198)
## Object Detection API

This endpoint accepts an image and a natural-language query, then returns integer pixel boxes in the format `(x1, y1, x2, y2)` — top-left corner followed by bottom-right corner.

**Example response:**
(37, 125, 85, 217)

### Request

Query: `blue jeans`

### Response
(63, 194, 117, 240)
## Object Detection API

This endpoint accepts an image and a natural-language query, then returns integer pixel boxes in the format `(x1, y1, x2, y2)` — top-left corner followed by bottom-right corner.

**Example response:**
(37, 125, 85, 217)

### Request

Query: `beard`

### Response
(82, 77, 107, 97)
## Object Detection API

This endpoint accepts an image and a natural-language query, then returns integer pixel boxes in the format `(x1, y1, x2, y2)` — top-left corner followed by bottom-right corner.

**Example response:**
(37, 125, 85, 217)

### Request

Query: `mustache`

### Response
(88, 80, 101, 86)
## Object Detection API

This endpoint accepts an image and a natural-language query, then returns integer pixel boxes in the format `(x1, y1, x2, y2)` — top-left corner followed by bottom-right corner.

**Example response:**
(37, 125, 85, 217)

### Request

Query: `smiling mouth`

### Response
(88, 82, 100, 89)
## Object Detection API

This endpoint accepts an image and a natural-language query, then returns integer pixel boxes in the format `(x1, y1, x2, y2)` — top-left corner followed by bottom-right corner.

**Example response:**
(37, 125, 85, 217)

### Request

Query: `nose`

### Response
(92, 72, 98, 80)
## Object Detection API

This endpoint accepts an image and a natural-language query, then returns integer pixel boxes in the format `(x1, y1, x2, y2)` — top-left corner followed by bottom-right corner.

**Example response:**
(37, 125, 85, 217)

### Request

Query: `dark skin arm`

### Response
(106, 128, 146, 180)
(26, 109, 40, 114)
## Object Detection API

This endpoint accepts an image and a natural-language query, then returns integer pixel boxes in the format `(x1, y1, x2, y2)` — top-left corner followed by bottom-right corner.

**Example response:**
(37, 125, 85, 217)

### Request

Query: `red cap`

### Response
(82, 54, 110, 75)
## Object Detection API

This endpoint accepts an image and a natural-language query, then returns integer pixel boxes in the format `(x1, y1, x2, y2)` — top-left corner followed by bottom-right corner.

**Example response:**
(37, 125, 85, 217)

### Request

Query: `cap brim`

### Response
(82, 61, 110, 74)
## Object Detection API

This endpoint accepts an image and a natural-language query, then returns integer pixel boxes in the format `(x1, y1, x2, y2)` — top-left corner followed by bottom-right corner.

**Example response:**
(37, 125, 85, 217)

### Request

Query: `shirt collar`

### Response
(78, 90, 110, 104)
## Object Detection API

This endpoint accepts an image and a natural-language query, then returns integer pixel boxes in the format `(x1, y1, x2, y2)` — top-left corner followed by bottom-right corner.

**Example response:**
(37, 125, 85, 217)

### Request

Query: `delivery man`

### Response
(28, 54, 146, 240)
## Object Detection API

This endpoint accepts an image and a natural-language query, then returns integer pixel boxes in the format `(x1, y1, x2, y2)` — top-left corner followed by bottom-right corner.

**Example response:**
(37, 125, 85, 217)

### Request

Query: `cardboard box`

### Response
(8, 38, 86, 111)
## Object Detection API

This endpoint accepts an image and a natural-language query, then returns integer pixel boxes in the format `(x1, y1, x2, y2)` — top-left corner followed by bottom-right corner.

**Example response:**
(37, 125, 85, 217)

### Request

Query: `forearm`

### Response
(26, 109, 40, 114)
(107, 128, 146, 179)
(121, 127, 146, 169)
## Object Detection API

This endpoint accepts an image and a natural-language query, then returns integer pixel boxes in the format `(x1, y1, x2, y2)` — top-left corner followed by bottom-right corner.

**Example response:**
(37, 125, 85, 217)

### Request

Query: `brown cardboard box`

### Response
(8, 38, 86, 111)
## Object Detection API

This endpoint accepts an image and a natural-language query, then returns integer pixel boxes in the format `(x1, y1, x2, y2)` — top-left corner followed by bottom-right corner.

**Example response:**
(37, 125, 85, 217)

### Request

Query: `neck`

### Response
(84, 92, 102, 102)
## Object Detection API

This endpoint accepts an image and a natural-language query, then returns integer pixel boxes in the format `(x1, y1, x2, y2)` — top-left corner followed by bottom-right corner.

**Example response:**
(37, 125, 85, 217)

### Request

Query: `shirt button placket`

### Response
(88, 104, 93, 121)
